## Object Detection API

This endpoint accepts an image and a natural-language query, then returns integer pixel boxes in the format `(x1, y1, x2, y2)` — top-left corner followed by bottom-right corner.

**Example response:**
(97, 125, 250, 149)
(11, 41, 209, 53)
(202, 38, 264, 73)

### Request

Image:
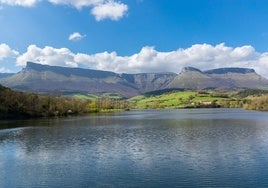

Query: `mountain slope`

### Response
(0, 62, 137, 97)
(121, 72, 177, 93)
(1, 62, 268, 97)
(204, 67, 268, 89)
(0, 62, 176, 97)
(167, 67, 268, 90)
(167, 67, 218, 89)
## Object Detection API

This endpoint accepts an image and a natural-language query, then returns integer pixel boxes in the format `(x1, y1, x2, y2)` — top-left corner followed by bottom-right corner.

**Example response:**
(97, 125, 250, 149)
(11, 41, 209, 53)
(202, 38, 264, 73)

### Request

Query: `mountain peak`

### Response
(26, 61, 38, 67)
(1, 63, 267, 97)
(25, 61, 50, 71)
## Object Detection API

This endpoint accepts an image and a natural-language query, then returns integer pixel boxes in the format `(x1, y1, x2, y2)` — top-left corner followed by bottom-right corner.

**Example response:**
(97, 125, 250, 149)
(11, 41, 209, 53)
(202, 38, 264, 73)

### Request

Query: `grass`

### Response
(71, 93, 123, 100)
(129, 90, 242, 109)
(68, 89, 268, 111)
(72, 94, 98, 100)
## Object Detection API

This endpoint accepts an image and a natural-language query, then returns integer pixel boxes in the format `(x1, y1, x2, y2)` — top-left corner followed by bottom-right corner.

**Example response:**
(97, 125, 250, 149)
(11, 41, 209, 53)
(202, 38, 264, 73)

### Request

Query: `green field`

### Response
(72, 93, 123, 100)
(129, 90, 243, 109)
(68, 89, 268, 110)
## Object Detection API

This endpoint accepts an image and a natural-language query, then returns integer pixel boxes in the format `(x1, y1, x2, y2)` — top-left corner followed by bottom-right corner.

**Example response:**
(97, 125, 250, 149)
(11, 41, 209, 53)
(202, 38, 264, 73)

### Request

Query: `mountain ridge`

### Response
(0, 73, 15, 79)
(0, 62, 268, 97)
(204, 67, 256, 74)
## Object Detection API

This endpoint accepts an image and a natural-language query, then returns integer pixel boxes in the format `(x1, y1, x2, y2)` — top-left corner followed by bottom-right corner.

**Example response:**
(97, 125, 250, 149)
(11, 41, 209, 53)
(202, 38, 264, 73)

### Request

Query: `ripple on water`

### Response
(1, 109, 268, 187)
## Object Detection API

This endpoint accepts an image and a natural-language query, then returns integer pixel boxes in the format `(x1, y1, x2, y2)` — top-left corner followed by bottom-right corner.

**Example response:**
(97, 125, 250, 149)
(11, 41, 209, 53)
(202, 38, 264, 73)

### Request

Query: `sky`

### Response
(0, 0, 268, 77)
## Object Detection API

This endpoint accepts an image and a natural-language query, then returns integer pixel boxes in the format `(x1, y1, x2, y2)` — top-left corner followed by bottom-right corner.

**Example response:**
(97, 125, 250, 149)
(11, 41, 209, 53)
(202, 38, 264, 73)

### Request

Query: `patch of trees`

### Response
(0, 86, 130, 119)
(235, 89, 268, 98)
(143, 88, 185, 97)
(243, 95, 268, 111)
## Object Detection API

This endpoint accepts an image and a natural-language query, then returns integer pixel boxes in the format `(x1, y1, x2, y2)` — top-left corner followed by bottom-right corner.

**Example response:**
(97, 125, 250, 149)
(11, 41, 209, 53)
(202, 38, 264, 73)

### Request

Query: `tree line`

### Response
(1, 84, 268, 119)
(0, 85, 130, 119)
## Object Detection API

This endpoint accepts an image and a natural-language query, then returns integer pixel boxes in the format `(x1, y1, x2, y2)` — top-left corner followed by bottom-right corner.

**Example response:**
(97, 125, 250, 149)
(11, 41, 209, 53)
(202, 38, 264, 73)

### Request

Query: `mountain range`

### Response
(1, 62, 268, 97)
(0, 73, 14, 79)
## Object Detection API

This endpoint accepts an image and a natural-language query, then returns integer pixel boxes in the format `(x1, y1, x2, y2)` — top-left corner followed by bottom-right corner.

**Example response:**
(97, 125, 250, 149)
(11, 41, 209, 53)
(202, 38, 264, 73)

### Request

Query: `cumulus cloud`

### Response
(0, 0, 40, 7)
(0, 0, 102, 8)
(0, 67, 11, 73)
(16, 45, 78, 67)
(0, 0, 128, 21)
(0, 43, 19, 60)
(68, 32, 86, 41)
(91, 0, 128, 21)
(14, 43, 268, 78)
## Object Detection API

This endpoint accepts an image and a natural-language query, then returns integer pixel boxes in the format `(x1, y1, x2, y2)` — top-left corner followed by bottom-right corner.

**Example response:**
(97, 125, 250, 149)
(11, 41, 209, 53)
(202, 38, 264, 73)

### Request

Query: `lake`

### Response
(1, 109, 268, 187)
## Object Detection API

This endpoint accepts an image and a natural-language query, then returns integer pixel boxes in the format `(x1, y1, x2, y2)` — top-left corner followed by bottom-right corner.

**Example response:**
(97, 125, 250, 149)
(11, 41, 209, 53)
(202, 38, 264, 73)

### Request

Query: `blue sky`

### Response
(1, 0, 268, 77)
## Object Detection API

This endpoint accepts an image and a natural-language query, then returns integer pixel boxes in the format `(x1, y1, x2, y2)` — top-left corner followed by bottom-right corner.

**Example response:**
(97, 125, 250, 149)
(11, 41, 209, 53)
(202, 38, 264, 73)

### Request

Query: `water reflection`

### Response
(1, 109, 268, 187)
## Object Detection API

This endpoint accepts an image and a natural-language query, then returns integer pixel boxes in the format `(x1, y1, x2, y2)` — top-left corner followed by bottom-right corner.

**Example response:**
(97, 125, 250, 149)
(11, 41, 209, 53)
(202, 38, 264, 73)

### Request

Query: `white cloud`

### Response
(0, 0, 128, 21)
(47, 0, 103, 9)
(0, 67, 11, 73)
(16, 45, 78, 67)
(14, 43, 268, 78)
(91, 0, 128, 21)
(0, 0, 102, 7)
(0, 43, 19, 60)
(68, 32, 86, 41)
(0, 0, 40, 7)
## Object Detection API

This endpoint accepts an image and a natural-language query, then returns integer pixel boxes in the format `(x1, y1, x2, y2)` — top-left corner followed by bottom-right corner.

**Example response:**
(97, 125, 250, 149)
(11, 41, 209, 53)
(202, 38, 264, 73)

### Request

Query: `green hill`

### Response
(129, 90, 243, 109)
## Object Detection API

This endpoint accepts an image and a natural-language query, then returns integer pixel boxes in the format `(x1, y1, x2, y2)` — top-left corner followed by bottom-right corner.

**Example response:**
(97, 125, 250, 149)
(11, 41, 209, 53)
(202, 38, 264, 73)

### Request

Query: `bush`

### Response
(243, 95, 268, 111)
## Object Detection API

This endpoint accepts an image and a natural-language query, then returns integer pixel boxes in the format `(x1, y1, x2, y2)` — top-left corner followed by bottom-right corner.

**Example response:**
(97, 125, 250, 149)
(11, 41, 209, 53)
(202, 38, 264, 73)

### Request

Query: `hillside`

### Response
(1, 82, 268, 119)
(129, 90, 240, 109)
(167, 67, 268, 90)
(167, 67, 217, 90)
(0, 62, 268, 97)
(129, 89, 268, 110)
(0, 62, 176, 97)
(0, 83, 131, 119)
(0, 62, 137, 97)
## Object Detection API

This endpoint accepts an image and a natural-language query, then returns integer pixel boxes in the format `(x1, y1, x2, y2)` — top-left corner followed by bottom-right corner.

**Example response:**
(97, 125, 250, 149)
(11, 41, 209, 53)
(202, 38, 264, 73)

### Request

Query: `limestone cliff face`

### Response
(121, 72, 177, 93)
(204, 67, 255, 74)
(167, 67, 216, 90)
(167, 67, 268, 90)
(0, 62, 176, 97)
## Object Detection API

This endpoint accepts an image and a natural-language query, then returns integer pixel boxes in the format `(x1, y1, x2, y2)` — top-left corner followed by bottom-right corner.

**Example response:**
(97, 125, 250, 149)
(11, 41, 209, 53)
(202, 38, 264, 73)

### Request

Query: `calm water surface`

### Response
(1, 109, 268, 187)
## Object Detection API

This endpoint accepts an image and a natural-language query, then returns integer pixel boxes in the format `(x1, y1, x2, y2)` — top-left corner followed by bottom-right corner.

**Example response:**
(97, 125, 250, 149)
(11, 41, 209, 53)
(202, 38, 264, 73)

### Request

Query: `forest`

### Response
(0, 85, 130, 119)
